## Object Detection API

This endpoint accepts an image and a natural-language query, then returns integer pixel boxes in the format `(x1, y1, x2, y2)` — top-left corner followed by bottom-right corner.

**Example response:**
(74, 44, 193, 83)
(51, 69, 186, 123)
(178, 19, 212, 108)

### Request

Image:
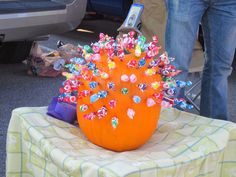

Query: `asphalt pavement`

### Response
(0, 19, 236, 176)
(0, 18, 121, 176)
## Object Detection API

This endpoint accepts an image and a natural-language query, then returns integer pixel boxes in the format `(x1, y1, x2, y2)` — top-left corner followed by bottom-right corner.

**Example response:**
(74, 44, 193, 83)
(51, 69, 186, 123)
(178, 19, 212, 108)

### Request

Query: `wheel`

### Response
(0, 41, 33, 64)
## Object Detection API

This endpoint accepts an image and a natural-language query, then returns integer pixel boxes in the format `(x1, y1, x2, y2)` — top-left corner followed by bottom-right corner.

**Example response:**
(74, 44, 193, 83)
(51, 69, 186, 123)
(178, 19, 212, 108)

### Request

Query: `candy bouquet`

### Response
(48, 31, 192, 151)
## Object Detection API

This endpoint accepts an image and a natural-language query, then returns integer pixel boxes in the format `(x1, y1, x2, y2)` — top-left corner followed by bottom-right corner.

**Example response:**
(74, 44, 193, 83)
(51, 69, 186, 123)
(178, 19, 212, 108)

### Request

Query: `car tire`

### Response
(0, 41, 33, 64)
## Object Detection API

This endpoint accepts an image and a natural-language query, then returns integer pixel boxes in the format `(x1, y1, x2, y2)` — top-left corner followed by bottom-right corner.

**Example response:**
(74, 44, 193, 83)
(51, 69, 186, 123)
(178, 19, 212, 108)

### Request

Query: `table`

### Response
(6, 107, 236, 177)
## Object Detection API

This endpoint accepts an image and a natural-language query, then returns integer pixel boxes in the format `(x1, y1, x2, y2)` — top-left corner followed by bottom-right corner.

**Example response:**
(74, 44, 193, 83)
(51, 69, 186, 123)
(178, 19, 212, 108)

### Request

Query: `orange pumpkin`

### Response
(76, 49, 163, 152)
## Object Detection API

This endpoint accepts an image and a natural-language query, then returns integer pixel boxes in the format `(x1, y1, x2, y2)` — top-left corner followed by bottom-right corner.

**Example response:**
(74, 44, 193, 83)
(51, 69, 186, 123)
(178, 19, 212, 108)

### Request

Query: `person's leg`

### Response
(165, 0, 207, 97)
(200, 0, 236, 120)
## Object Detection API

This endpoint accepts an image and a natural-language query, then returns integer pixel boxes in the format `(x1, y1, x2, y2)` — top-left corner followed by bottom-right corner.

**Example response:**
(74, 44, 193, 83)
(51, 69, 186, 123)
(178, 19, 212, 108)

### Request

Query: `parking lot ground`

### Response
(39, 18, 122, 50)
(1, 19, 236, 176)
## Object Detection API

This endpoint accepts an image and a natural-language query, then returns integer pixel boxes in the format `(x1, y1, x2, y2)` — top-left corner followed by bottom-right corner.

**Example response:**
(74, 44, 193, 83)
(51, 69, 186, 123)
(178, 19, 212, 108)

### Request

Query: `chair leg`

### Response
(185, 78, 202, 112)
(185, 94, 200, 112)
(185, 78, 202, 95)
(192, 91, 201, 102)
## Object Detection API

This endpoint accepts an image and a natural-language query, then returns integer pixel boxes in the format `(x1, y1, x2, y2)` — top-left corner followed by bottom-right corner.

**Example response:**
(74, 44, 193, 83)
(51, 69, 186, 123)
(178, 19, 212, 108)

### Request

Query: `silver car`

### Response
(0, 0, 87, 62)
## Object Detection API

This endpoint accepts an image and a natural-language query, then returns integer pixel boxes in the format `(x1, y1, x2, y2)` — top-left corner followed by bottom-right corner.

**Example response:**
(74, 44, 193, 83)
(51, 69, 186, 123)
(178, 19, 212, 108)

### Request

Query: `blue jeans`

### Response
(165, 0, 236, 120)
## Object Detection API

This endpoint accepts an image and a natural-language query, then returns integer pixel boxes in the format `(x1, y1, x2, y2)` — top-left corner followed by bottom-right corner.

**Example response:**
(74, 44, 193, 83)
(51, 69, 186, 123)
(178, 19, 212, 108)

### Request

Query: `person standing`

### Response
(165, 0, 236, 120)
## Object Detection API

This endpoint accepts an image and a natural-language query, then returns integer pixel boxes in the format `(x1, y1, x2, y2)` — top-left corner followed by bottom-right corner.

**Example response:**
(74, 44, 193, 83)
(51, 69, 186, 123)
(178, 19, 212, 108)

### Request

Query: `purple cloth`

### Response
(47, 97, 77, 124)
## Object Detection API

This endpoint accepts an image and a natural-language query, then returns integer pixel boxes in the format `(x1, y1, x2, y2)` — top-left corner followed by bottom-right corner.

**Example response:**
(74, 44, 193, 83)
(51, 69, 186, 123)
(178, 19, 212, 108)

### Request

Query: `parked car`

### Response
(87, 0, 132, 19)
(0, 0, 87, 63)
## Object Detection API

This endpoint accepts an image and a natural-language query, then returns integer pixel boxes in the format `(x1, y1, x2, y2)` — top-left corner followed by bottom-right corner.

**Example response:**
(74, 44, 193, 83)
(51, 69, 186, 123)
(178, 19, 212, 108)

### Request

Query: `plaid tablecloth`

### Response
(6, 107, 236, 177)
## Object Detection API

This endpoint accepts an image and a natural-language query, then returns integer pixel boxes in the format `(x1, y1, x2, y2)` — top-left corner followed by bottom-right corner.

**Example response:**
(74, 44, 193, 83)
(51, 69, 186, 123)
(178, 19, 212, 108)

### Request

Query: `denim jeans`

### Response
(165, 0, 236, 120)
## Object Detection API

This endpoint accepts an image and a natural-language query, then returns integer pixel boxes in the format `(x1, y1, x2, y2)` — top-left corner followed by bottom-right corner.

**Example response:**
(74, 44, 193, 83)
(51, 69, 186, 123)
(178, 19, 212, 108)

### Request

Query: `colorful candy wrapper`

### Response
(127, 108, 135, 119)
(97, 106, 108, 119)
(111, 117, 118, 129)
(52, 31, 194, 128)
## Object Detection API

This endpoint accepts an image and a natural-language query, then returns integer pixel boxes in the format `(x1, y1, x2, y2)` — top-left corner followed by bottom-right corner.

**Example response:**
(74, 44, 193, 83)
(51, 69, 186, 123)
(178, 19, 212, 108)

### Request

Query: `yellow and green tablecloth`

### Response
(6, 107, 236, 177)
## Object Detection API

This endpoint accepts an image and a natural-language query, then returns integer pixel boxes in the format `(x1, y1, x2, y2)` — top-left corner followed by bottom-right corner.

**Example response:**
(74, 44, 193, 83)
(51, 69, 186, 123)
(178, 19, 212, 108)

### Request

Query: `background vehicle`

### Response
(0, 0, 87, 63)
(87, 0, 132, 19)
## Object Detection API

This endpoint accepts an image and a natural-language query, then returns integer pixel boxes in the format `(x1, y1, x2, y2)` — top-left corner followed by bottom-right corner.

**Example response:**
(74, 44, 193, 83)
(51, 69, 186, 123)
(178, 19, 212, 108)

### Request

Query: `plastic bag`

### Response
(58, 43, 81, 61)
(27, 43, 70, 77)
